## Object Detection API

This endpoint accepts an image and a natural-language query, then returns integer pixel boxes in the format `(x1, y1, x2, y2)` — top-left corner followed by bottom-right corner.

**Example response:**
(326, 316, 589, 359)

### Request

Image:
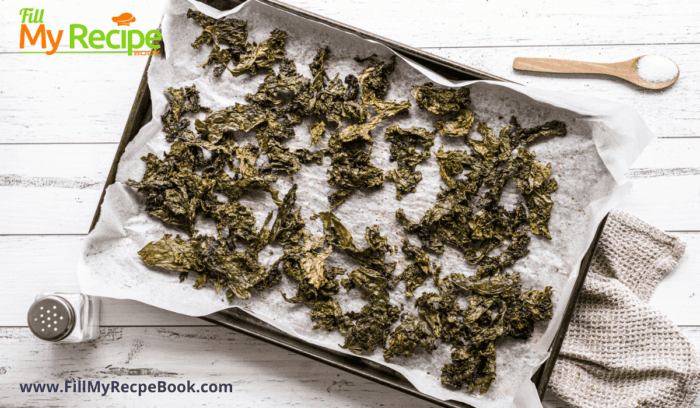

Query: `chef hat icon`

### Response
(112, 13, 136, 26)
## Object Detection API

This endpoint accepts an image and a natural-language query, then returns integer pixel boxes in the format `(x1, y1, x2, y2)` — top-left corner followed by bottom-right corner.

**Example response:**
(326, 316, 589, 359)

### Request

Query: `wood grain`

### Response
(0, 326, 697, 407)
(282, 0, 700, 48)
(1, 44, 698, 142)
(0, 326, 436, 407)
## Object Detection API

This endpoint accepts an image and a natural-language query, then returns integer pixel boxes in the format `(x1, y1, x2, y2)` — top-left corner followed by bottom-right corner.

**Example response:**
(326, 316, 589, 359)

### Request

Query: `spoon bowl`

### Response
(513, 55, 679, 90)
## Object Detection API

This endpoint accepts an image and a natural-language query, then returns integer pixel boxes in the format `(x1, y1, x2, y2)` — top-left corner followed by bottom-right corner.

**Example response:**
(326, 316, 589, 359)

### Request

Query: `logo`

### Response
(19, 8, 160, 56)
(112, 13, 136, 27)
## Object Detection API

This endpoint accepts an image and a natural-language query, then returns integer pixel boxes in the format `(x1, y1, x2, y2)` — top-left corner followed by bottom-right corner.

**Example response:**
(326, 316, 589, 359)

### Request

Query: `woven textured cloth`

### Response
(549, 210, 700, 408)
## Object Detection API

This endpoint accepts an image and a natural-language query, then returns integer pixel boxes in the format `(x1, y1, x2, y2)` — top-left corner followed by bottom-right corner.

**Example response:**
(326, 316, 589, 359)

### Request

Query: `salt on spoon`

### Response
(512, 54, 679, 90)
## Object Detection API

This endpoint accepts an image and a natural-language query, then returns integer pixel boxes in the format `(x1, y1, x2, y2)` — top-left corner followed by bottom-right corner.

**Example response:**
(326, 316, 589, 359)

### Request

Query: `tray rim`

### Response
(87, 1, 603, 406)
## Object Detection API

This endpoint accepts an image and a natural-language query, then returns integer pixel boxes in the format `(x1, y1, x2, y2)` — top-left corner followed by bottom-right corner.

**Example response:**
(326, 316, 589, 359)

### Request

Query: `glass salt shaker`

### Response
(27, 293, 100, 343)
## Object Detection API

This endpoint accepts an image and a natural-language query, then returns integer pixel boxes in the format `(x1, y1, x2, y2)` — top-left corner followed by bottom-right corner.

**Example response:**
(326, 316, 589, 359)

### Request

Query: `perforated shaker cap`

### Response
(27, 295, 75, 342)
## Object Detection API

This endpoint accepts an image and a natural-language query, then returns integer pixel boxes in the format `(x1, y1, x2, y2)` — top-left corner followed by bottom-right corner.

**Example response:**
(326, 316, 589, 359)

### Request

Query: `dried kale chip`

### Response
(326, 149, 385, 208)
(411, 83, 474, 138)
(325, 57, 410, 207)
(280, 232, 345, 304)
(310, 212, 401, 354)
(398, 239, 440, 297)
(504, 286, 553, 339)
(436, 108, 475, 138)
(308, 121, 326, 145)
(385, 125, 435, 170)
(137, 234, 203, 274)
(384, 125, 435, 199)
(313, 212, 396, 278)
(284, 48, 367, 129)
(396, 208, 444, 255)
(397, 117, 565, 280)
(510, 116, 567, 144)
(187, 9, 248, 76)
(437, 271, 552, 393)
(436, 274, 552, 393)
(223, 143, 279, 188)
(312, 211, 356, 250)
(384, 313, 437, 361)
(263, 139, 304, 173)
(269, 184, 305, 246)
(216, 172, 281, 206)
(293, 148, 324, 165)
(410, 83, 470, 115)
(252, 118, 324, 175)
(357, 55, 397, 104)
(341, 274, 401, 355)
(441, 341, 497, 394)
(434, 147, 472, 188)
(139, 227, 281, 301)
(228, 29, 287, 77)
(512, 147, 558, 239)
(310, 299, 353, 332)
(195, 103, 268, 144)
(309, 46, 329, 82)
(245, 58, 308, 106)
(161, 85, 211, 142)
(461, 295, 502, 343)
(342, 298, 401, 355)
(240, 49, 362, 175)
(202, 197, 256, 242)
(126, 143, 211, 236)
(415, 284, 464, 348)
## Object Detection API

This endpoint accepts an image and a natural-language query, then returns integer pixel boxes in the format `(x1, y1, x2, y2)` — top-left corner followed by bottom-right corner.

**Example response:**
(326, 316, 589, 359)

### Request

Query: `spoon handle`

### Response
(513, 57, 627, 75)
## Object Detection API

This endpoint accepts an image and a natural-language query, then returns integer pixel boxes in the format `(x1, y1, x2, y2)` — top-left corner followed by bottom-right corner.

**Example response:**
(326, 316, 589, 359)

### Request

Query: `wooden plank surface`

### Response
(283, 0, 700, 48)
(0, 326, 698, 407)
(1, 0, 699, 407)
(0, 235, 207, 327)
(1, 45, 698, 143)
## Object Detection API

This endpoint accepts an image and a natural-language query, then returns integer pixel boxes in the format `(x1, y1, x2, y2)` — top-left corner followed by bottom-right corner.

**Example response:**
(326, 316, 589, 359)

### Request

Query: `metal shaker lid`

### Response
(27, 295, 75, 342)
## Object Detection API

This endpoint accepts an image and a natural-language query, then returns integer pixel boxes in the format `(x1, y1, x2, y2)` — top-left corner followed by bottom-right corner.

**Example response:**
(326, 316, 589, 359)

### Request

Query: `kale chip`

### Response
(187, 9, 248, 76)
(397, 239, 440, 297)
(161, 85, 211, 142)
(280, 232, 345, 304)
(326, 56, 411, 207)
(384, 313, 437, 361)
(229, 29, 288, 77)
(411, 83, 470, 115)
(411, 83, 474, 138)
(384, 125, 435, 199)
(139, 227, 281, 301)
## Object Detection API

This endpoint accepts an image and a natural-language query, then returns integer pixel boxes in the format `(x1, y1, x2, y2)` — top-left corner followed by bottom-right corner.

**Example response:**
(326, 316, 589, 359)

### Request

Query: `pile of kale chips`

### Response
(129, 10, 567, 394)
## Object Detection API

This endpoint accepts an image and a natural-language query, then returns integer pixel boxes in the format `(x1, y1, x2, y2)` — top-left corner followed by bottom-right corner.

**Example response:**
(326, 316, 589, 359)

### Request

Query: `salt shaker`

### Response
(27, 293, 100, 343)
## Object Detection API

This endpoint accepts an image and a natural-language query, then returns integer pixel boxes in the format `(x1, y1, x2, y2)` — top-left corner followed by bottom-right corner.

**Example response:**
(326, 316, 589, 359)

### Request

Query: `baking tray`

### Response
(87, 1, 607, 406)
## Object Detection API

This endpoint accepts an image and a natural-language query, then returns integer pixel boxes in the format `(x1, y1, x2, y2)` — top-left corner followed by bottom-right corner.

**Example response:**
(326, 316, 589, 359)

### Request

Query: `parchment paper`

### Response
(77, 1, 654, 406)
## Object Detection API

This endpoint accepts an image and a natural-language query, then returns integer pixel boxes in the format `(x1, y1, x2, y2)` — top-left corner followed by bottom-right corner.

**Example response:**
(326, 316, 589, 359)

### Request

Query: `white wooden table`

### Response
(1, 0, 699, 406)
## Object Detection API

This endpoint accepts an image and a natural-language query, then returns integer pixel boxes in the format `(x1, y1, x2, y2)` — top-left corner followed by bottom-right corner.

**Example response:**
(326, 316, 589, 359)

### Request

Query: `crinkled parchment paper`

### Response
(77, 1, 653, 406)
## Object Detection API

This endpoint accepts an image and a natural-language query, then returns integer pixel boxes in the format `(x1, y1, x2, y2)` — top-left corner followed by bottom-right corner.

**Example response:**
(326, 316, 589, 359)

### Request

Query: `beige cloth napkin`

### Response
(549, 210, 700, 408)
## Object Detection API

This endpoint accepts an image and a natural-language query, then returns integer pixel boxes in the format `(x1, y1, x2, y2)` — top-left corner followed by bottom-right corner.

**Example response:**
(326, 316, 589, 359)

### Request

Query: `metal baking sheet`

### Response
(87, 1, 605, 406)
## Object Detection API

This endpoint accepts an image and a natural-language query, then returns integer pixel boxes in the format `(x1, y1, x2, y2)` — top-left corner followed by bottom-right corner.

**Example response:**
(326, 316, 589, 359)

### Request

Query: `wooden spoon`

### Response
(513, 56, 679, 90)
